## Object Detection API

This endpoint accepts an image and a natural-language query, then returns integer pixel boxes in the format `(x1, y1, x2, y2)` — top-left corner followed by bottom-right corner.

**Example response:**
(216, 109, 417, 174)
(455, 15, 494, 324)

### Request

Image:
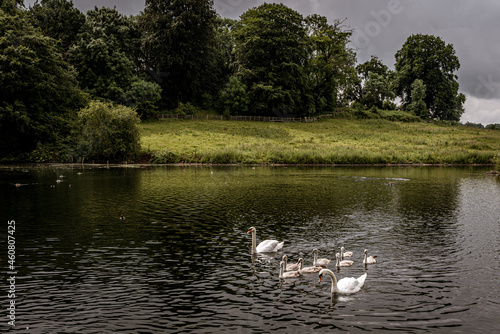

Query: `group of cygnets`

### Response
(248, 226, 377, 295)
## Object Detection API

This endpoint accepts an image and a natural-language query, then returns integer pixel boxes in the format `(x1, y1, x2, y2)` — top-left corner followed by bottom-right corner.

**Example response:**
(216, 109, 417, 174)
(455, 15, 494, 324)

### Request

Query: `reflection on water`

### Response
(1, 165, 499, 333)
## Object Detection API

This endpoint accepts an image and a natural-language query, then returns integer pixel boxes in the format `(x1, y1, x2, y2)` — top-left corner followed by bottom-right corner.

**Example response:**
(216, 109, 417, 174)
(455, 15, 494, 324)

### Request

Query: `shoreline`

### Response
(0, 162, 497, 168)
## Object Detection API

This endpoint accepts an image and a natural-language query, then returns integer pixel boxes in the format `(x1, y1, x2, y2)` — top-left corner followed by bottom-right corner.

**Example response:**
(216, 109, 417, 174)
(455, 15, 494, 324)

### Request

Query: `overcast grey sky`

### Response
(24, 0, 500, 125)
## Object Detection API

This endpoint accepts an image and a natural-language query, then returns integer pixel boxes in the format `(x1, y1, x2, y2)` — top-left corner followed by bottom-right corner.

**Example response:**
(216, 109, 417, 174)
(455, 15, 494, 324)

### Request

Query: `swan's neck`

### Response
(363, 252, 367, 264)
(327, 271, 339, 294)
(313, 252, 318, 266)
(341, 248, 344, 260)
(336, 256, 340, 267)
(283, 256, 287, 271)
(251, 230, 257, 254)
(279, 262, 284, 278)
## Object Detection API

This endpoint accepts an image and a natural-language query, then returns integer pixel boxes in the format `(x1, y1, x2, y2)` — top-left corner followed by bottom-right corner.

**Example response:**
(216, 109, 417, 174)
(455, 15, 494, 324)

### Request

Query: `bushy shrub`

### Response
(175, 102, 198, 116)
(77, 101, 141, 162)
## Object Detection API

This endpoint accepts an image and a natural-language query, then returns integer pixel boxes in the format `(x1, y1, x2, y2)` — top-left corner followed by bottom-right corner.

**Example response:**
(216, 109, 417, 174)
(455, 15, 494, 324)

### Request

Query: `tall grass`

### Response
(140, 119, 500, 165)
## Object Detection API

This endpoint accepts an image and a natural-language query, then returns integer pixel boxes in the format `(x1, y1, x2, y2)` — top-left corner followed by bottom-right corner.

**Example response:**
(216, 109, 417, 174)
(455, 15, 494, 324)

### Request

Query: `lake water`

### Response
(1, 165, 499, 333)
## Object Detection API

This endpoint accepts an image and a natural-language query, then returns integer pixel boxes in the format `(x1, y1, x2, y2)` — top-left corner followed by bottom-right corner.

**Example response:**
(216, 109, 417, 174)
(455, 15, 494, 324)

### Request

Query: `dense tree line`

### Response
(0, 0, 467, 161)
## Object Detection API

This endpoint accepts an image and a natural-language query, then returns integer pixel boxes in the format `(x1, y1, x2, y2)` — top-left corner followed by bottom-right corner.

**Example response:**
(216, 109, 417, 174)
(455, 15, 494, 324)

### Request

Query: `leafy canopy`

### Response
(0, 7, 83, 160)
(234, 3, 312, 116)
(355, 56, 394, 109)
(70, 6, 161, 118)
(71, 6, 138, 101)
(305, 15, 357, 111)
(394, 34, 465, 121)
(28, 0, 85, 53)
(140, 0, 219, 109)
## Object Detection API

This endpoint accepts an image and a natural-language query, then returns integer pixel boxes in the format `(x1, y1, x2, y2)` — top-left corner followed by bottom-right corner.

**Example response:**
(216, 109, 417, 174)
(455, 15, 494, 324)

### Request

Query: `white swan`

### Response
(247, 226, 284, 254)
(340, 246, 353, 259)
(336, 253, 354, 267)
(301, 258, 323, 273)
(318, 269, 367, 295)
(279, 260, 301, 278)
(312, 248, 331, 267)
(282, 255, 303, 272)
(363, 249, 377, 264)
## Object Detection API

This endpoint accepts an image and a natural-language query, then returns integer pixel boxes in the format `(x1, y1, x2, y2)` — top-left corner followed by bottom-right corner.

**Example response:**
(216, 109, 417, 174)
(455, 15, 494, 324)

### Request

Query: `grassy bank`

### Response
(139, 118, 500, 165)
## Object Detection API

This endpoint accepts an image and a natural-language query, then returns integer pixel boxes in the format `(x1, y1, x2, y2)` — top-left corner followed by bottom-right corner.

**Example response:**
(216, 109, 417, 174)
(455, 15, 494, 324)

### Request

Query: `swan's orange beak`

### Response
(247, 229, 251, 234)
(318, 275, 323, 283)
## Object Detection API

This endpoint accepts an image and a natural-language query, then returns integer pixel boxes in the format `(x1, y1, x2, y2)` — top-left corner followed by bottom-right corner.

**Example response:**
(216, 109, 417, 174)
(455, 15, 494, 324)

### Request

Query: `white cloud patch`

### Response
(462, 97, 500, 126)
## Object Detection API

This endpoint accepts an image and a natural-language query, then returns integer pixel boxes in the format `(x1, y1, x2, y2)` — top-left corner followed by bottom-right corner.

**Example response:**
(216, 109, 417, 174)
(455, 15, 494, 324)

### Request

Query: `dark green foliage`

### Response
(0, 0, 23, 14)
(407, 79, 427, 117)
(140, 0, 219, 109)
(355, 56, 394, 109)
(485, 123, 500, 130)
(76, 101, 141, 161)
(357, 55, 389, 81)
(119, 78, 162, 119)
(174, 102, 198, 116)
(394, 34, 465, 121)
(214, 17, 237, 90)
(464, 122, 484, 129)
(306, 15, 357, 112)
(220, 76, 250, 115)
(28, 0, 85, 53)
(234, 3, 313, 116)
(70, 6, 161, 118)
(71, 7, 138, 101)
(0, 8, 84, 161)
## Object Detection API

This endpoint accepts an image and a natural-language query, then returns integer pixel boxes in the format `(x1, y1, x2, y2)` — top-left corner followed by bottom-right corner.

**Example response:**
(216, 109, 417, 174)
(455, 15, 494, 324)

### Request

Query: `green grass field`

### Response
(139, 118, 500, 165)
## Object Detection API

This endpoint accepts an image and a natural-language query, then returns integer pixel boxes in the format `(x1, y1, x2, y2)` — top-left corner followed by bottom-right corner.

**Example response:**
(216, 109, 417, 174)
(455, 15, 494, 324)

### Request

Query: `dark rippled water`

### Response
(1, 165, 499, 333)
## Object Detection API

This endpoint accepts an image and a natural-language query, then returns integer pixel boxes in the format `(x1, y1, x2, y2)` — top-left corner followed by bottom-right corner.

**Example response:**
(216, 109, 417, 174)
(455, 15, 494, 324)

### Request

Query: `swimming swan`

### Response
(336, 253, 354, 267)
(340, 246, 353, 259)
(279, 260, 302, 278)
(247, 226, 284, 254)
(363, 249, 377, 264)
(282, 255, 303, 272)
(318, 269, 367, 295)
(312, 248, 331, 267)
(301, 258, 323, 273)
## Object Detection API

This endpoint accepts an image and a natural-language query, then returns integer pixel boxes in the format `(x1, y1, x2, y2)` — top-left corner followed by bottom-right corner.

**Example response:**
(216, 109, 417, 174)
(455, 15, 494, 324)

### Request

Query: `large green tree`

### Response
(355, 56, 394, 109)
(394, 34, 465, 121)
(71, 6, 161, 118)
(306, 15, 357, 111)
(139, 0, 218, 109)
(71, 7, 139, 101)
(234, 3, 313, 116)
(0, 7, 83, 160)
